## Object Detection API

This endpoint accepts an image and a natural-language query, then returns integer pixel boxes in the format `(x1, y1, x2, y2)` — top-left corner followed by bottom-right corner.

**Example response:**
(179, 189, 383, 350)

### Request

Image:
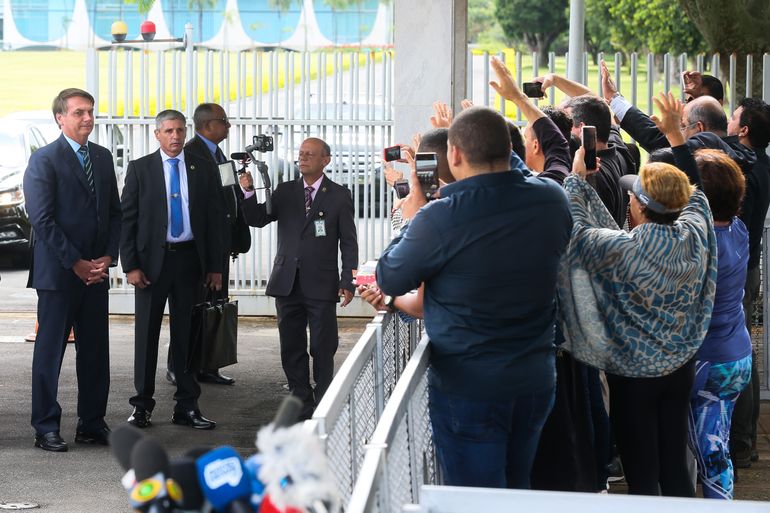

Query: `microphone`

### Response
(110, 424, 145, 491)
(272, 396, 303, 429)
(195, 446, 253, 513)
(168, 456, 205, 513)
(130, 437, 172, 513)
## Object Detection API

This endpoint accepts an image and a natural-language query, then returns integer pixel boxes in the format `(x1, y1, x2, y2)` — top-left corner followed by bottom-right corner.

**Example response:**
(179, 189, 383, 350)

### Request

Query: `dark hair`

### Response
(541, 106, 573, 142)
(506, 121, 526, 161)
(626, 142, 641, 174)
(193, 103, 223, 130)
(647, 147, 676, 165)
(695, 149, 745, 222)
(52, 88, 94, 124)
(738, 97, 770, 149)
(688, 99, 727, 134)
(155, 109, 186, 129)
(418, 128, 453, 183)
(701, 75, 724, 103)
(448, 106, 511, 167)
(567, 96, 611, 143)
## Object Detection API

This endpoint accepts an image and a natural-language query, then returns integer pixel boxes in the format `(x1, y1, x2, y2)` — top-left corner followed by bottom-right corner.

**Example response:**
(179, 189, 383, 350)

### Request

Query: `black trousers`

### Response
(32, 281, 110, 435)
(607, 359, 696, 497)
(167, 251, 229, 374)
(130, 246, 202, 412)
(732, 264, 760, 457)
(275, 275, 338, 416)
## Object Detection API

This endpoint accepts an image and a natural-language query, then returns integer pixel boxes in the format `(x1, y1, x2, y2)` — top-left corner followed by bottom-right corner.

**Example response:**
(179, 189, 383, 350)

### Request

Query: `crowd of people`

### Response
(23, 56, 768, 503)
(361, 58, 770, 500)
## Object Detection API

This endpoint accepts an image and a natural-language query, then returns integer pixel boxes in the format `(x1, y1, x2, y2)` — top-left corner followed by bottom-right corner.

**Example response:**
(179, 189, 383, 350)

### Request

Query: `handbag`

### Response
(187, 292, 239, 372)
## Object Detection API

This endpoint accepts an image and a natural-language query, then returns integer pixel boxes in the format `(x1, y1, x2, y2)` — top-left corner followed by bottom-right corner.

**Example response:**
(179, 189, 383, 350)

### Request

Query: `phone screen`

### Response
(581, 126, 597, 171)
(415, 152, 439, 199)
(383, 145, 402, 162)
(523, 82, 545, 98)
(394, 180, 410, 199)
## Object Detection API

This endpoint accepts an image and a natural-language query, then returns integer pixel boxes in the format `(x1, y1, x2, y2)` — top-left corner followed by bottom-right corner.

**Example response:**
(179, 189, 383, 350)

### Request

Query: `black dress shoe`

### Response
(34, 431, 68, 452)
(166, 369, 177, 386)
(127, 407, 152, 428)
(75, 426, 111, 445)
(171, 409, 216, 430)
(197, 369, 235, 386)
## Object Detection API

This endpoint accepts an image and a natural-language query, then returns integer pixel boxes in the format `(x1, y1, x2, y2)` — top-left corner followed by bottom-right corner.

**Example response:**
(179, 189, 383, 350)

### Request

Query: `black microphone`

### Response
(110, 425, 145, 491)
(169, 456, 205, 513)
(130, 437, 172, 513)
(273, 396, 304, 429)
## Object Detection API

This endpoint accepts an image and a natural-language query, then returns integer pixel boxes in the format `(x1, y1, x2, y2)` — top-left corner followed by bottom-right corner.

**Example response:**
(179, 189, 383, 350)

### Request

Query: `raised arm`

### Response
(650, 92, 701, 187)
(489, 56, 546, 124)
(534, 72, 593, 99)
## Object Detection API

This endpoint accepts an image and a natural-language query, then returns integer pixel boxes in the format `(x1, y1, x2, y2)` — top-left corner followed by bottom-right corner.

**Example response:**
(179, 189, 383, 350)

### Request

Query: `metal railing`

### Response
(346, 335, 436, 513)
(305, 311, 422, 507)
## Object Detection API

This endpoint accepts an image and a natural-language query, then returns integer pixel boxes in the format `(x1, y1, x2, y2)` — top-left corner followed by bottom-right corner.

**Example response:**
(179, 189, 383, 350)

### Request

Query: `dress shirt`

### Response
(161, 150, 194, 242)
(196, 133, 222, 161)
(303, 175, 324, 202)
(63, 134, 87, 167)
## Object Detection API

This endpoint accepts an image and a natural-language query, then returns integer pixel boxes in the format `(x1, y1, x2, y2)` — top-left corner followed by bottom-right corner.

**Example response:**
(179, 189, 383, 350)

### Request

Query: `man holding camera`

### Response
(164, 102, 250, 387)
(238, 138, 358, 420)
(376, 104, 572, 489)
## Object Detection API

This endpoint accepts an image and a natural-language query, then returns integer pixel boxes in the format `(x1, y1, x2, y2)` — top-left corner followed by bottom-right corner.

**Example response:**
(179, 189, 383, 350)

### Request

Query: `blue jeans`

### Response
(428, 384, 555, 488)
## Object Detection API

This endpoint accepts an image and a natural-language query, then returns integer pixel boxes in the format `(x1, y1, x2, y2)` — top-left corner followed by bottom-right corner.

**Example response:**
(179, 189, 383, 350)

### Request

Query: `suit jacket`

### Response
(241, 175, 358, 301)
(184, 135, 250, 255)
(24, 135, 121, 290)
(119, 149, 223, 283)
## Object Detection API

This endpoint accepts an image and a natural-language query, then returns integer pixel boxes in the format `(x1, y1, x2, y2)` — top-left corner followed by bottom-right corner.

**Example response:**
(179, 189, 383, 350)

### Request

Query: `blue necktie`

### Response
(168, 158, 183, 237)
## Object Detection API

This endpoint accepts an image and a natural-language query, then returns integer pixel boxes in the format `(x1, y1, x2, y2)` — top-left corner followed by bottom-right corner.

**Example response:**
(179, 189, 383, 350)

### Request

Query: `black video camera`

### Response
(246, 134, 274, 153)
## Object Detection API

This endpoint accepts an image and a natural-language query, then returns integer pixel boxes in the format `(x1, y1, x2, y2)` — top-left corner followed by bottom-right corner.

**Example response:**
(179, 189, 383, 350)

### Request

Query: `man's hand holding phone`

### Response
(400, 151, 429, 221)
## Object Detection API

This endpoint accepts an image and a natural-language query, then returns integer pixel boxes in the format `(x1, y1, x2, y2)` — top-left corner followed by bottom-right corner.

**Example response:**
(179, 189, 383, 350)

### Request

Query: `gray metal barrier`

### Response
(306, 311, 422, 507)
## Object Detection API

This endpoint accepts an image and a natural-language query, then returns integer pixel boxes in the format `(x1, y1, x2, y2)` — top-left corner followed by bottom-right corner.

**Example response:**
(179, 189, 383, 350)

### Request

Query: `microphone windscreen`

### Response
(131, 437, 170, 481)
(169, 456, 204, 510)
(110, 424, 145, 470)
(272, 396, 304, 429)
(196, 446, 251, 511)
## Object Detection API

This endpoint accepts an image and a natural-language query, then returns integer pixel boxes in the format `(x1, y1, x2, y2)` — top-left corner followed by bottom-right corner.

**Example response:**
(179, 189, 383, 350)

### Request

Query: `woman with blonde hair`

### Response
(558, 93, 718, 497)
(688, 149, 752, 499)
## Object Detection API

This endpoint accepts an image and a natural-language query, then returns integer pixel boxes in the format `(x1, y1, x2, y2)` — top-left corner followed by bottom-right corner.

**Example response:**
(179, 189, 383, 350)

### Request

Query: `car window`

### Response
(29, 127, 45, 153)
(0, 132, 26, 167)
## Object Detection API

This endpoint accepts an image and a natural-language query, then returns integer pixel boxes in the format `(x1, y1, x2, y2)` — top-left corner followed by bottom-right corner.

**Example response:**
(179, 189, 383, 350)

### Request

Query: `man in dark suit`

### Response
(239, 137, 358, 419)
(24, 88, 121, 451)
(164, 102, 250, 386)
(120, 109, 223, 430)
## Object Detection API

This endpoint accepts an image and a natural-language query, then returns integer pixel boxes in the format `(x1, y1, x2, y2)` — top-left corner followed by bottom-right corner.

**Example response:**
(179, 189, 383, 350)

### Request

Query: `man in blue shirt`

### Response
(377, 106, 572, 488)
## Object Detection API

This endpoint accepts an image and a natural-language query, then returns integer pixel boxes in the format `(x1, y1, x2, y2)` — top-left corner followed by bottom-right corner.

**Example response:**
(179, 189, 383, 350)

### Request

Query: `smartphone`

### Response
(523, 82, 545, 98)
(414, 152, 439, 200)
(394, 179, 410, 199)
(581, 125, 597, 171)
(383, 145, 402, 162)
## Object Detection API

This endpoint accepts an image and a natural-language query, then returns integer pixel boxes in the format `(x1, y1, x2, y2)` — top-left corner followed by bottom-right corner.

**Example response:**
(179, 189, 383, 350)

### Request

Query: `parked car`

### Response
(0, 120, 47, 266)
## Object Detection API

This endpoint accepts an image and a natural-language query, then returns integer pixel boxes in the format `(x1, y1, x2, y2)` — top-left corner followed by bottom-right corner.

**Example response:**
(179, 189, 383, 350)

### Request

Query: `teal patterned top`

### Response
(557, 174, 718, 377)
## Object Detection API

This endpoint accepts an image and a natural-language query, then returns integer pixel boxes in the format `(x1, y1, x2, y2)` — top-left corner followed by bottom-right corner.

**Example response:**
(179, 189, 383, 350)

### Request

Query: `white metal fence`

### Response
(305, 311, 422, 507)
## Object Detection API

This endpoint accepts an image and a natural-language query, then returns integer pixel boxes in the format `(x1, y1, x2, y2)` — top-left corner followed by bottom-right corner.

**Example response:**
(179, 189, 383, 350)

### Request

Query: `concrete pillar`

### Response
(393, 0, 467, 144)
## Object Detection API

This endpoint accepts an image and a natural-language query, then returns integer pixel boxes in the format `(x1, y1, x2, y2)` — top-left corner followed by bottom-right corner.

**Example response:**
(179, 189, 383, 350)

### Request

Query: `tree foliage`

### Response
(585, 0, 706, 55)
(679, 0, 770, 100)
(469, 0, 502, 45)
(494, 0, 568, 63)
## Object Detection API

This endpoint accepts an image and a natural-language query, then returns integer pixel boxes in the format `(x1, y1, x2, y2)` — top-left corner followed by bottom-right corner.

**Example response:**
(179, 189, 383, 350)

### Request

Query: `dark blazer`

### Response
(119, 149, 223, 283)
(184, 135, 250, 255)
(241, 175, 358, 301)
(24, 135, 121, 290)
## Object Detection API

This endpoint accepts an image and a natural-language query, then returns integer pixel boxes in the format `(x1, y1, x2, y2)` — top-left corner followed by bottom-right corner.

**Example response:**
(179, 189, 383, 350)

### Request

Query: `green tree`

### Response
(586, 0, 705, 55)
(680, 0, 770, 101)
(468, 0, 503, 45)
(494, 0, 568, 64)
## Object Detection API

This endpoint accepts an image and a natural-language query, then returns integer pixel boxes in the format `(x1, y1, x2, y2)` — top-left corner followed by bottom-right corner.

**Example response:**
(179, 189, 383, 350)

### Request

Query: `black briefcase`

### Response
(187, 294, 238, 372)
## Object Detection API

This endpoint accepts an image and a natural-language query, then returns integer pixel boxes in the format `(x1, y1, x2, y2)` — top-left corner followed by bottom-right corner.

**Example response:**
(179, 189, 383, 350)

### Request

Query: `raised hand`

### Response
(490, 56, 523, 101)
(461, 98, 474, 110)
(600, 60, 618, 103)
(651, 92, 685, 146)
(429, 101, 453, 128)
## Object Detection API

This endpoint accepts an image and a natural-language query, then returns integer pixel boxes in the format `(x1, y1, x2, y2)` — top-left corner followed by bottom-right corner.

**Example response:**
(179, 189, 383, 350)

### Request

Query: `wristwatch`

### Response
(383, 294, 397, 312)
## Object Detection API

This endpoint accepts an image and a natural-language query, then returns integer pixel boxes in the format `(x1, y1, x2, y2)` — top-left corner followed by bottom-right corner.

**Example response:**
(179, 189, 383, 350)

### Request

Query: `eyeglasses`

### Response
(209, 117, 230, 124)
(680, 121, 699, 132)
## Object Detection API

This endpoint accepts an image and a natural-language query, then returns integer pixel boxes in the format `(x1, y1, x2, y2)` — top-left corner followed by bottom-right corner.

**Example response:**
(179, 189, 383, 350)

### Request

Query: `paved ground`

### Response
(0, 261, 768, 510)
